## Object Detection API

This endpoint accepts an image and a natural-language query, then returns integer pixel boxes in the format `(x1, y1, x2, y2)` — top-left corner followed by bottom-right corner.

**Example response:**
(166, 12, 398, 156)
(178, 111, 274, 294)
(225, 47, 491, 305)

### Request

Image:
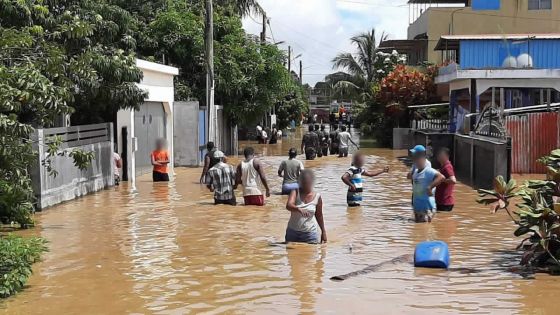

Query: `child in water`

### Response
(151, 138, 170, 182)
(341, 152, 389, 207)
(285, 170, 327, 244)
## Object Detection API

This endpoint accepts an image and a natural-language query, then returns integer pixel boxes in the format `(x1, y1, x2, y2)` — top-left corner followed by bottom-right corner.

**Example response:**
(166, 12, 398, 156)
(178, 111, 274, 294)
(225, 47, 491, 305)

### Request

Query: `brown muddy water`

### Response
(2, 128, 559, 314)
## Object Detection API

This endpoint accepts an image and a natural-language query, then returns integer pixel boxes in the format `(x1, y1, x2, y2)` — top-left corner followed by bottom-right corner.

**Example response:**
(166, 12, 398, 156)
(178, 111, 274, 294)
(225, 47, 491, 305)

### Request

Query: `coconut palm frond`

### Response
(332, 53, 364, 77)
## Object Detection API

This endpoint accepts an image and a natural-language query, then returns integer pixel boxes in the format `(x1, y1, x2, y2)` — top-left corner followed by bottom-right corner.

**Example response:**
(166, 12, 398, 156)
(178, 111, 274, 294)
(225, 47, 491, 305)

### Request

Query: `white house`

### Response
(116, 59, 179, 189)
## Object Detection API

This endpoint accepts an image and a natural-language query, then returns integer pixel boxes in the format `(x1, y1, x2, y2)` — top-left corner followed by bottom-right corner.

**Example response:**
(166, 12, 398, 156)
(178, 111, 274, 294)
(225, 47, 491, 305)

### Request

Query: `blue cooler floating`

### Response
(414, 241, 450, 269)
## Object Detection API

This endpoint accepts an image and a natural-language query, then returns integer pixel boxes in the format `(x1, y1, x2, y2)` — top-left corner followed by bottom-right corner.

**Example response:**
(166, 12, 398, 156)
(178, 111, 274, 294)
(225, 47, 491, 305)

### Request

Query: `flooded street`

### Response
(2, 128, 559, 315)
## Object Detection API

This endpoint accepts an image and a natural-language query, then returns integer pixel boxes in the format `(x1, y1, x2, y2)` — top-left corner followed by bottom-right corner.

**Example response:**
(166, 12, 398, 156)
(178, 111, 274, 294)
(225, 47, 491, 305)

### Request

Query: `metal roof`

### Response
(408, 0, 467, 3)
(434, 34, 560, 50)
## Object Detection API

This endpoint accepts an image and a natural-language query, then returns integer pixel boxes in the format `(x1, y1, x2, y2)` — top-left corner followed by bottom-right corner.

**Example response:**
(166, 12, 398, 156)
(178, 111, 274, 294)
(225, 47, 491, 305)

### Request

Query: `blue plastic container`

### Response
(414, 241, 450, 269)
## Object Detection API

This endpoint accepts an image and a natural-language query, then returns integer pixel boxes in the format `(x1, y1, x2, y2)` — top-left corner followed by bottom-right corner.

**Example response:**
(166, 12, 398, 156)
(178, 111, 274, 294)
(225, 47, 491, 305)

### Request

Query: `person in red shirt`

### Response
(151, 138, 170, 182)
(435, 147, 456, 211)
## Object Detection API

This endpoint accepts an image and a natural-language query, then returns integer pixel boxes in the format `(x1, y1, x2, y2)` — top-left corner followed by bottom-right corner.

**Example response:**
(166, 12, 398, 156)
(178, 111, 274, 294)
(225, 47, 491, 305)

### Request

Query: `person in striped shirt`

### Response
(206, 151, 237, 206)
(341, 152, 389, 207)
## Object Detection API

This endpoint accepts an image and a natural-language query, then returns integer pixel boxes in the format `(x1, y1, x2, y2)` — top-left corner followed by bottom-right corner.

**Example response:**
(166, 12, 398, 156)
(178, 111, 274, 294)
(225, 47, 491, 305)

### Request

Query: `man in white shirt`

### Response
(337, 125, 358, 157)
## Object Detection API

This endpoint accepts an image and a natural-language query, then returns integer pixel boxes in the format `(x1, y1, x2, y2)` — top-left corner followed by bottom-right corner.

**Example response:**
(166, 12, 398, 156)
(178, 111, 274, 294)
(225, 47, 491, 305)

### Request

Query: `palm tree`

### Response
(331, 28, 388, 103)
(218, 0, 265, 17)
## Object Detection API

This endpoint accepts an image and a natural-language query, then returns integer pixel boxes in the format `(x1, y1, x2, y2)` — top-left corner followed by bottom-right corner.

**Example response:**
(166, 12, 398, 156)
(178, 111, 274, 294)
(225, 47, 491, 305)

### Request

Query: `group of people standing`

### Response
(256, 123, 282, 145)
(197, 134, 457, 245)
(301, 124, 358, 160)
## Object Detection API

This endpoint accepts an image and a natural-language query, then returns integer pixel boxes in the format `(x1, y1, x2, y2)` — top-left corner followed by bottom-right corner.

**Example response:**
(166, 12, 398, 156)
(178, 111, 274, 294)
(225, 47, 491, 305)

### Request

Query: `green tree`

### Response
(0, 0, 147, 226)
(331, 29, 404, 103)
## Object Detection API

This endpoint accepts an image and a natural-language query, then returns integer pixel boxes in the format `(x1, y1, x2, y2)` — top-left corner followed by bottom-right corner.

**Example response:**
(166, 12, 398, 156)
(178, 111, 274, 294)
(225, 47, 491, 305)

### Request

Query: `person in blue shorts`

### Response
(410, 147, 445, 222)
(341, 152, 389, 207)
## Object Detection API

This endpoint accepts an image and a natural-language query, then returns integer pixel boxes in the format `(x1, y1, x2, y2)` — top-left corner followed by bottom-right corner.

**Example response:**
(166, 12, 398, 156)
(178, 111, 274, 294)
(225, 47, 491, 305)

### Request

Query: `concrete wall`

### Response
(174, 101, 201, 166)
(409, 1, 560, 64)
(31, 123, 114, 209)
(392, 128, 412, 150)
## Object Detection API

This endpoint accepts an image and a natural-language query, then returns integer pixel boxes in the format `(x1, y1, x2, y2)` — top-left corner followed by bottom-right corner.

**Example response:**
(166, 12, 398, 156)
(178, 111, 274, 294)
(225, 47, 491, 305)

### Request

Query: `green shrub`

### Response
(478, 149, 560, 271)
(0, 235, 47, 298)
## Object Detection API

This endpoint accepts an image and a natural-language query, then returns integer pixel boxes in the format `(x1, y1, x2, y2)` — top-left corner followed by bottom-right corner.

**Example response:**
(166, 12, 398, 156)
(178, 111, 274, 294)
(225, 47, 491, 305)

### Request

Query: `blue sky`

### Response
(243, 0, 410, 86)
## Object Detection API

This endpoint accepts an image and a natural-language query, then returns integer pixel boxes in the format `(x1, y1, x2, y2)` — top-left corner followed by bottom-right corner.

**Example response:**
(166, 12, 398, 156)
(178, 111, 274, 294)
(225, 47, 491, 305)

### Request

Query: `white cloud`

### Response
(243, 0, 409, 86)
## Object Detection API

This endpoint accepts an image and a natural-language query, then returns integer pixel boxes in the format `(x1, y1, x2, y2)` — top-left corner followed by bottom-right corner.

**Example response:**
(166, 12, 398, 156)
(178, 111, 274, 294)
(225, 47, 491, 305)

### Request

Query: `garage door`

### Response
(135, 102, 166, 176)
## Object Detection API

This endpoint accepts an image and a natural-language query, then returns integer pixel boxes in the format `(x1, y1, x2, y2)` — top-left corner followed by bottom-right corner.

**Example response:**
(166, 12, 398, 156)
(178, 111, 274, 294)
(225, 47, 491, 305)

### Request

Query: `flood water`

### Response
(2, 128, 559, 314)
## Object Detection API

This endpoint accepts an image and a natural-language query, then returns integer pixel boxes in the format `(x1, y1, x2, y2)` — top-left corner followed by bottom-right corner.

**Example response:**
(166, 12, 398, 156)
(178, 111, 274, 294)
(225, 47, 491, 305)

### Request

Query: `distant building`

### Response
(380, 0, 560, 65)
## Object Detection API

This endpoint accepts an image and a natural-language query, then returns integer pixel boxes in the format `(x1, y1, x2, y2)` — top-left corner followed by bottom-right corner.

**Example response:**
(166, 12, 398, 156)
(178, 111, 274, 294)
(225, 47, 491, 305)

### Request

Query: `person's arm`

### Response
(341, 172, 356, 191)
(286, 190, 312, 217)
(278, 161, 284, 178)
(151, 153, 161, 166)
(230, 166, 238, 190)
(349, 136, 359, 149)
(315, 196, 327, 243)
(235, 164, 242, 186)
(363, 166, 389, 177)
(301, 138, 305, 153)
(444, 166, 457, 184)
(254, 159, 270, 197)
(206, 171, 214, 192)
(427, 171, 446, 196)
(200, 155, 210, 183)
(445, 175, 457, 184)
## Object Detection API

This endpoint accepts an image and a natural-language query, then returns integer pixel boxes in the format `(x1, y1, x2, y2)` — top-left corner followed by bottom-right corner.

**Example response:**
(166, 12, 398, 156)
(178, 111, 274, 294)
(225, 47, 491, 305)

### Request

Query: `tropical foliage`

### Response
(328, 28, 442, 146)
(0, 235, 47, 298)
(0, 0, 145, 227)
(331, 29, 405, 103)
(477, 149, 560, 272)
(124, 0, 308, 128)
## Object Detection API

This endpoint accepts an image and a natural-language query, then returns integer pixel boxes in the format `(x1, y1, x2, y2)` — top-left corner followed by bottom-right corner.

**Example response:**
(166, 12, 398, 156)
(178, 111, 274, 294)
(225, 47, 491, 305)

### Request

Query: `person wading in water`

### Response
(341, 152, 389, 207)
(301, 125, 319, 160)
(329, 124, 340, 155)
(206, 151, 237, 206)
(278, 148, 304, 195)
(236, 147, 271, 206)
(285, 170, 327, 244)
(199, 142, 219, 183)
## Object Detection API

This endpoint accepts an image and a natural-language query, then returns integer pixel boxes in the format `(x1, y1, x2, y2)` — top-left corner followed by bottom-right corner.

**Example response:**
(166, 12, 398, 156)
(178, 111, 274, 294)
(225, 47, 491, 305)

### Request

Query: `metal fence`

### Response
(30, 123, 114, 209)
(506, 112, 560, 174)
(412, 119, 450, 131)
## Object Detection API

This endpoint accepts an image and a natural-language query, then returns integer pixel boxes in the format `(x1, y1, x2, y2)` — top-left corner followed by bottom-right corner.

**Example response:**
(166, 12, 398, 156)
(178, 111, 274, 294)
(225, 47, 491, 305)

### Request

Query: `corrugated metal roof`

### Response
(440, 34, 560, 40)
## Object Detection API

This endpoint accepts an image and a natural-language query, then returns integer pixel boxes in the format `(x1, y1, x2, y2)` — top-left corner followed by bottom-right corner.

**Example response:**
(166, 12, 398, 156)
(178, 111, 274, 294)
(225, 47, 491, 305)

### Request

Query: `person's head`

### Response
(410, 145, 427, 168)
(298, 169, 315, 192)
(333, 124, 339, 131)
(156, 138, 167, 150)
(288, 148, 297, 159)
(308, 125, 314, 132)
(314, 124, 319, 131)
(341, 125, 347, 132)
(213, 150, 225, 163)
(320, 125, 325, 131)
(206, 141, 215, 151)
(352, 151, 366, 167)
(437, 147, 450, 164)
(243, 147, 255, 159)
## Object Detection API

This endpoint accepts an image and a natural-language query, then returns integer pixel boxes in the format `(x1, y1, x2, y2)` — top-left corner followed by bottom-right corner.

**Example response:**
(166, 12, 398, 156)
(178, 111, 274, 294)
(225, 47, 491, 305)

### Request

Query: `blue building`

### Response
(435, 34, 560, 135)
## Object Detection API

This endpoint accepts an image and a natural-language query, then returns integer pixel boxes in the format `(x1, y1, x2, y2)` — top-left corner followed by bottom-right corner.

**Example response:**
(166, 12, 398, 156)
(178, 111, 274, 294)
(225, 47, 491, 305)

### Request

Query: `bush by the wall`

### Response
(0, 235, 47, 298)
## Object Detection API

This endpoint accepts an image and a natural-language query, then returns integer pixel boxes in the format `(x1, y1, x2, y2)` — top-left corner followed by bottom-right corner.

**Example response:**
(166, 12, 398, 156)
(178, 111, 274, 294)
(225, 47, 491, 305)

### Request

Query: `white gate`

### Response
(134, 102, 166, 176)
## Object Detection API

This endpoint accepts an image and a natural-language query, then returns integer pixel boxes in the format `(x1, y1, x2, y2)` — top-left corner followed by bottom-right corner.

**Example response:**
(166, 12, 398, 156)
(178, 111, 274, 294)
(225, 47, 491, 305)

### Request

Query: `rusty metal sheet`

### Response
(506, 112, 560, 174)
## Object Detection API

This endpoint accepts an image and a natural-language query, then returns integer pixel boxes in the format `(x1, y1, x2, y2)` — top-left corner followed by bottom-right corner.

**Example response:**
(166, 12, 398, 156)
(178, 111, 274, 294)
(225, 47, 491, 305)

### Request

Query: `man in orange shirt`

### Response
(151, 138, 170, 182)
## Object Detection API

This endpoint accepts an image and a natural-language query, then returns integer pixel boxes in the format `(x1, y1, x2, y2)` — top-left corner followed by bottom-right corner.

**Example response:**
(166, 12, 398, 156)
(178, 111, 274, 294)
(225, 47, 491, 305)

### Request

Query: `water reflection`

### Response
(1, 127, 559, 314)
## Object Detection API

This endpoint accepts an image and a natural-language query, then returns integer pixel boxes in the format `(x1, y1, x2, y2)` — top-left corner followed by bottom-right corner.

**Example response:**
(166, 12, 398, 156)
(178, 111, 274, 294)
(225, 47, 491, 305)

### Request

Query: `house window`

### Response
(529, 0, 552, 10)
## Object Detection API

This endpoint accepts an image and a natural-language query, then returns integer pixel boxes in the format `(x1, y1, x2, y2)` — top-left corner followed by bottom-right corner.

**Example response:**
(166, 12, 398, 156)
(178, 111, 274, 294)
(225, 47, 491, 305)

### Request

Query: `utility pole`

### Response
(260, 14, 267, 44)
(299, 60, 302, 84)
(205, 0, 216, 143)
(288, 46, 291, 72)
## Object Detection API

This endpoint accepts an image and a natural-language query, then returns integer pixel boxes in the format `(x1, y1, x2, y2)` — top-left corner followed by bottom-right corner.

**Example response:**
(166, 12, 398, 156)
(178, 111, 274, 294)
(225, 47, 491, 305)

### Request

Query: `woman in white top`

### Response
(285, 170, 327, 244)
